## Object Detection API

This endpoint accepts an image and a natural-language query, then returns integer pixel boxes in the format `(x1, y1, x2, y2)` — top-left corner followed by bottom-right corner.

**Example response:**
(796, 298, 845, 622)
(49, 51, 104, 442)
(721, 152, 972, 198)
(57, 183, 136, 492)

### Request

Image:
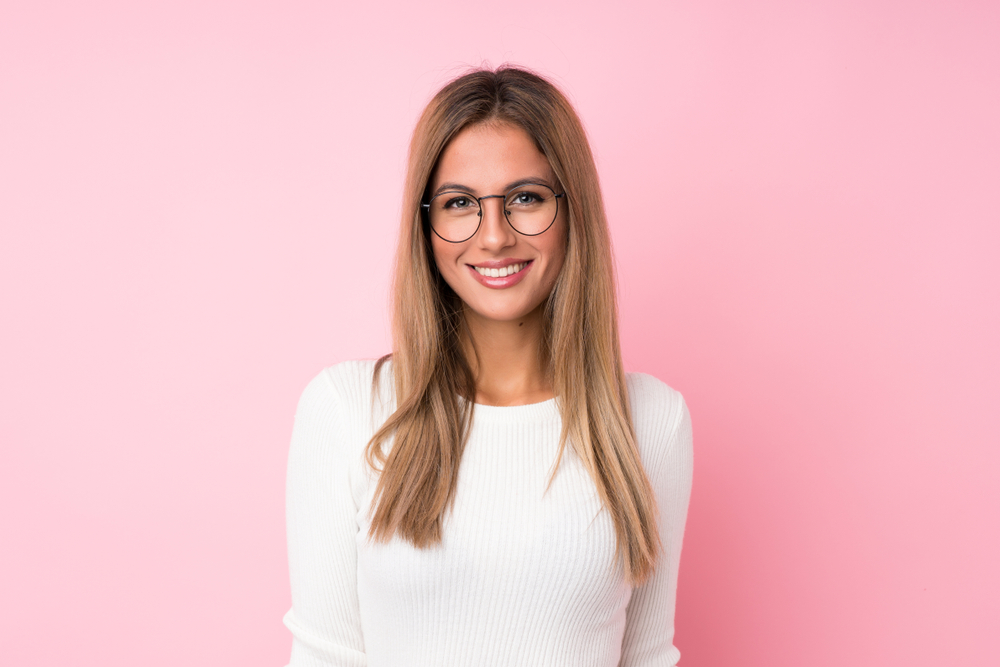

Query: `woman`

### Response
(283, 66, 693, 667)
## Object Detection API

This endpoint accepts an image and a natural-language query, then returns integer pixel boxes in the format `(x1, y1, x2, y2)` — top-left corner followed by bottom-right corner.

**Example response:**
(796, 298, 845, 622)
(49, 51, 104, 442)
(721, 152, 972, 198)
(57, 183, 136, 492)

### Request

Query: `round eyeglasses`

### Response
(422, 183, 565, 244)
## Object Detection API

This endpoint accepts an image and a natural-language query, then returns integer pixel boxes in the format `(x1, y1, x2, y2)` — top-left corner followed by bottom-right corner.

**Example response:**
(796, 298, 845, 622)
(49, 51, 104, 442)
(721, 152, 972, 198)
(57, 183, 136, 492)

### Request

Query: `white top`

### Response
(283, 360, 693, 667)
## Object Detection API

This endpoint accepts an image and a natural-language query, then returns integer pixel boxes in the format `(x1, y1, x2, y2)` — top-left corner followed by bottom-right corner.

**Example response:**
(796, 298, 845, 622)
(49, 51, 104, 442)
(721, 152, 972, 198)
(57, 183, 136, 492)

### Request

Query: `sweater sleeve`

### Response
(283, 369, 367, 667)
(619, 381, 694, 667)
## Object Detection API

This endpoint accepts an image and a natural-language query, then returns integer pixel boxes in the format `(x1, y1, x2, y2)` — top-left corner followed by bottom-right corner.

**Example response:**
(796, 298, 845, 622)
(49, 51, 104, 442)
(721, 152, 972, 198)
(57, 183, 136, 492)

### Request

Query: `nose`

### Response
(476, 195, 516, 250)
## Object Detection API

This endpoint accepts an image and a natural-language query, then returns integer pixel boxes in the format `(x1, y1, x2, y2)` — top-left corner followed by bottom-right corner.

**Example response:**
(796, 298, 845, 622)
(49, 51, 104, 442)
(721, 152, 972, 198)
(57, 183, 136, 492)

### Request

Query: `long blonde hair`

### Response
(366, 66, 660, 585)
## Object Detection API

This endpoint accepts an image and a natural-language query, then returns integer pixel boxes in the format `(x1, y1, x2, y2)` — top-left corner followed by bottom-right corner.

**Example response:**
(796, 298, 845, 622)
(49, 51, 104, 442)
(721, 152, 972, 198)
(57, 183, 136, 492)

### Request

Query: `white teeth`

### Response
(474, 262, 525, 278)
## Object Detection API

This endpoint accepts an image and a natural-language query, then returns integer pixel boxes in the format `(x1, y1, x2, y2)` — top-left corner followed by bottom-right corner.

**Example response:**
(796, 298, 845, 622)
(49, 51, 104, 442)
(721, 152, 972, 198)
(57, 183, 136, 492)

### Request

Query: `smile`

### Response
(466, 260, 534, 289)
(472, 262, 528, 278)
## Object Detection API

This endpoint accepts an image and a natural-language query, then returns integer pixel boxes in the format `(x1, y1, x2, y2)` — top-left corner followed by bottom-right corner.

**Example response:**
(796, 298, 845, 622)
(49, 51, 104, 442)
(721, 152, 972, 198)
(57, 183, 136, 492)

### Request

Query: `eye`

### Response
(442, 194, 476, 210)
(507, 188, 546, 207)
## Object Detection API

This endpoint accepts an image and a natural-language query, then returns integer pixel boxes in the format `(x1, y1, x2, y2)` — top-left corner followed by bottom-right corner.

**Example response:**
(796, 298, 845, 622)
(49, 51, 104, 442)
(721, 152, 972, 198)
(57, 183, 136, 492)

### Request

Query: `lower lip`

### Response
(467, 261, 533, 289)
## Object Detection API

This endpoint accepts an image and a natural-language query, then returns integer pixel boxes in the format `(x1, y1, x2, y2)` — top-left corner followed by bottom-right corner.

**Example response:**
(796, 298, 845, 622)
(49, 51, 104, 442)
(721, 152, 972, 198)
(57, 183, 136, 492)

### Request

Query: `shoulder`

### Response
(293, 359, 394, 444)
(298, 358, 391, 406)
(297, 358, 371, 411)
(625, 372, 689, 435)
(625, 372, 693, 477)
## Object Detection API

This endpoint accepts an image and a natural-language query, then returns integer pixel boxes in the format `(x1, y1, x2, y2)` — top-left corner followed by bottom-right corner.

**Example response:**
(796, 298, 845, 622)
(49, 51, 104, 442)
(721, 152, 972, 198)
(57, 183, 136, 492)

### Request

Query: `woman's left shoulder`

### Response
(625, 372, 693, 472)
(625, 372, 687, 425)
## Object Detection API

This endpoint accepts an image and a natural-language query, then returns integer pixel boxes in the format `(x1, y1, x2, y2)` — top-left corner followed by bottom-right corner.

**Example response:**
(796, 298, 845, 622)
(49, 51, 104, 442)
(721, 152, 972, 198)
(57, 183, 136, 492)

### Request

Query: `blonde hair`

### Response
(366, 66, 660, 585)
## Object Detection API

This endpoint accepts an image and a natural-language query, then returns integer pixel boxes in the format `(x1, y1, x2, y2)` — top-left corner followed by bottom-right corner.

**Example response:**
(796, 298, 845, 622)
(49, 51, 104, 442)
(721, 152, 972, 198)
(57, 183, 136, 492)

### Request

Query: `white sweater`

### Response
(283, 360, 693, 667)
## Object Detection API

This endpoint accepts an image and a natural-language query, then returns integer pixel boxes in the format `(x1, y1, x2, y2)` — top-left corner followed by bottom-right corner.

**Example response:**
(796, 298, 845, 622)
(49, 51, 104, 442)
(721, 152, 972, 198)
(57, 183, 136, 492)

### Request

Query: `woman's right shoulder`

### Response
(295, 358, 395, 432)
(288, 361, 392, 501)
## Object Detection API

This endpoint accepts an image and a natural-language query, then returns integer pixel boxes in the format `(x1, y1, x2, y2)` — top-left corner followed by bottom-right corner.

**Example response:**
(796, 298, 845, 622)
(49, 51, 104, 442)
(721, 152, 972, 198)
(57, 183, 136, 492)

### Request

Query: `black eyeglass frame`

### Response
(421, 183, 566, 244)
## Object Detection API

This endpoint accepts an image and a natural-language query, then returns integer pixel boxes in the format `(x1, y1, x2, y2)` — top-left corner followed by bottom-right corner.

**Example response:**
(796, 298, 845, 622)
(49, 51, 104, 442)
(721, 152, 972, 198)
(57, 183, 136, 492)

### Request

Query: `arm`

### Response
(283, 369, 366, 667)
(619, 394, 694, 667)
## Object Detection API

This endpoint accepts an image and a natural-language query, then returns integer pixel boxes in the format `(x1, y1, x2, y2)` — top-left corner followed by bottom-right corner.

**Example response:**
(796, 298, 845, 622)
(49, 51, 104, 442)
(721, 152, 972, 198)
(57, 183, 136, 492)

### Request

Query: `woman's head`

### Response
(394, 66, 617, 373)
(427, 121, 568, 330)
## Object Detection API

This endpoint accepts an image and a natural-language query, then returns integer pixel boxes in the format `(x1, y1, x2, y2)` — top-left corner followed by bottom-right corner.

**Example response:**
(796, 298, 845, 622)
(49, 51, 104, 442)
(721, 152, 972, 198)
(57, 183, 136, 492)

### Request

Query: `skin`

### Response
(429, 122, 568, 406)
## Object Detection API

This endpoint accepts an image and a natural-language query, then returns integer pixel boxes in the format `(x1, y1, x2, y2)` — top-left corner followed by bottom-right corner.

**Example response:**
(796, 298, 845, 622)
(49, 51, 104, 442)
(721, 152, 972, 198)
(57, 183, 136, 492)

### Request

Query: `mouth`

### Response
(470, 261, 530, 278)
(466, 259, 534, 289)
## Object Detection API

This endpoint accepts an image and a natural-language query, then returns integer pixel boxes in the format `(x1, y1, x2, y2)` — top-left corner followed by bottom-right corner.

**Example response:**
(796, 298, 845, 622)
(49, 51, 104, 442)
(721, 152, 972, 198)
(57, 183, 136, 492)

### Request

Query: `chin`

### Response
(465, 298, 546, 324)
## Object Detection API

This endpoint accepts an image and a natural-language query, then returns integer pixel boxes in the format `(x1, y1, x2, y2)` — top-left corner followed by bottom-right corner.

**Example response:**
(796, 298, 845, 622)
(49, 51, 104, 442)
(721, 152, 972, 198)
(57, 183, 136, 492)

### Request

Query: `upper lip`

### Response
(468, 258, 531, 269)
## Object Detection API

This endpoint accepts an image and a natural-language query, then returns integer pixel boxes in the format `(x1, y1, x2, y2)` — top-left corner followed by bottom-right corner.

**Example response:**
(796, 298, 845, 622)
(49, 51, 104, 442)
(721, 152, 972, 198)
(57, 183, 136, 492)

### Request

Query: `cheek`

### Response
(430, 237, 464, 285)
(543, 219, 569, 278)
(430, 237, 450, 270)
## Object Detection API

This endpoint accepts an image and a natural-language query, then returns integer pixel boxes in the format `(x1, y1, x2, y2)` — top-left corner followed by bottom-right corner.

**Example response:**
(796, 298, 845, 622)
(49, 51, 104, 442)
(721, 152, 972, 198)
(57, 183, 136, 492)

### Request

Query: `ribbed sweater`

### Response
(283, 360, 693, 667)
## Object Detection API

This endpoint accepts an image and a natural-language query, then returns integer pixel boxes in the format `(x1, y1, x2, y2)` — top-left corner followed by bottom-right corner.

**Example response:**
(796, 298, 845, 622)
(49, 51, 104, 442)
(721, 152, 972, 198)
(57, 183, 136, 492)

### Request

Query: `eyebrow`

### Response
(433, 177, 556, 197)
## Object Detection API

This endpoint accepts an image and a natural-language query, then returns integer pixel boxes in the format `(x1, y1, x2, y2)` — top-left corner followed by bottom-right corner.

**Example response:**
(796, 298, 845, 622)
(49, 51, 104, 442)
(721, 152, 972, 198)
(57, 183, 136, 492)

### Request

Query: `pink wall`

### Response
(2, 1, 997, 665)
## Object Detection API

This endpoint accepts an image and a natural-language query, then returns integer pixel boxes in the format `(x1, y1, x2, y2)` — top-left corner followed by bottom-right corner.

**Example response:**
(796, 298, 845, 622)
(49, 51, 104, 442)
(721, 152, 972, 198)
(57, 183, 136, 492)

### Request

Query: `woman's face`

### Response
(428, 122, 567, 326)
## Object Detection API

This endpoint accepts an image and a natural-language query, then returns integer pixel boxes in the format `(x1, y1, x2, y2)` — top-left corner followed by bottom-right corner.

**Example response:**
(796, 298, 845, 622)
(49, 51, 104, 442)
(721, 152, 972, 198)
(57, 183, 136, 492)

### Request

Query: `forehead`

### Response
(431, 122, 555, 193)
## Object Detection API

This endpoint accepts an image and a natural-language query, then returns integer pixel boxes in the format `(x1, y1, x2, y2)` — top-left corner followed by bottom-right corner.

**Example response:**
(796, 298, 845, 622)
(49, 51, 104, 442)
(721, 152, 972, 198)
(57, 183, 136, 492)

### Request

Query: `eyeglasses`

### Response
(422, 183, 565, 244)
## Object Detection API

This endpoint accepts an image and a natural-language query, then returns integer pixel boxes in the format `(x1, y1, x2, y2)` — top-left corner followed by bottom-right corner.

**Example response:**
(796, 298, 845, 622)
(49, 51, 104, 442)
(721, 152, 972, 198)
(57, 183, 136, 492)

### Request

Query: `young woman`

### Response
(283, 66, 693, 667)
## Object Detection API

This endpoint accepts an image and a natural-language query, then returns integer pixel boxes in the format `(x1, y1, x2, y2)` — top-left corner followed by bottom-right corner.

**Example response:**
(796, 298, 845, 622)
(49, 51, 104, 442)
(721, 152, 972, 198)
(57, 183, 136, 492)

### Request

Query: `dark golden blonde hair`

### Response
(366, 65, 660, 585)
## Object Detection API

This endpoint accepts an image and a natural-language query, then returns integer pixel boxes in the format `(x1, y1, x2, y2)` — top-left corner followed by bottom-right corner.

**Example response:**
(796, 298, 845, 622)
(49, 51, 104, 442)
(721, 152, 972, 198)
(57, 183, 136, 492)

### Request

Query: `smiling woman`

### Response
(282, 66, 694, 667)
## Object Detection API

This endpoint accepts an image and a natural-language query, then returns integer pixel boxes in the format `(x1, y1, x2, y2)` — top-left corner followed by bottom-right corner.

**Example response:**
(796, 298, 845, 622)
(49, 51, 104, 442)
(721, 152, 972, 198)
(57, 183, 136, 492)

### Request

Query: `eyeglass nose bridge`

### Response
(475, 193, 511, 219)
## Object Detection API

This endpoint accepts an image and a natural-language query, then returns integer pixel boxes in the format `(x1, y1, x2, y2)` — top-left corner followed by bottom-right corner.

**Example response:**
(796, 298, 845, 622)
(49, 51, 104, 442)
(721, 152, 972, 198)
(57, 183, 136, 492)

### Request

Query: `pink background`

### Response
(2, 1, 998, 665)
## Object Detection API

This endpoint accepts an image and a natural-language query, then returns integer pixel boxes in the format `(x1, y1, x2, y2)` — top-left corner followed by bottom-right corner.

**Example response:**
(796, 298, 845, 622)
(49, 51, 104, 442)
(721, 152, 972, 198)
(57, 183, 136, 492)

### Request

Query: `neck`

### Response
(462, 302, 553, 407)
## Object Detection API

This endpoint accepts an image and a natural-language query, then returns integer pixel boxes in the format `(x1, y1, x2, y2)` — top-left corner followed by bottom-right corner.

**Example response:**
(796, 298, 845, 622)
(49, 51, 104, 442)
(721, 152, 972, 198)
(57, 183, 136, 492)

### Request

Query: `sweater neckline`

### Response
(467, 397, 560, 423)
